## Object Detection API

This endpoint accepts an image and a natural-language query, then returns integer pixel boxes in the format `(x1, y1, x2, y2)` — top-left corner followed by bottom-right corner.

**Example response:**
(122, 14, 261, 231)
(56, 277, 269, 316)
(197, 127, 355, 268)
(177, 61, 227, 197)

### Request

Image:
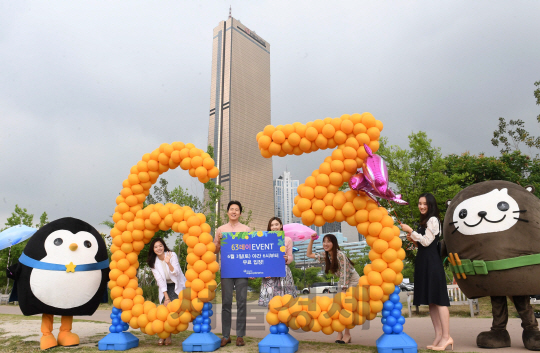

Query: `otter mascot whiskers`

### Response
(7, 217, 109, 350)
(442, 180, 540, 350)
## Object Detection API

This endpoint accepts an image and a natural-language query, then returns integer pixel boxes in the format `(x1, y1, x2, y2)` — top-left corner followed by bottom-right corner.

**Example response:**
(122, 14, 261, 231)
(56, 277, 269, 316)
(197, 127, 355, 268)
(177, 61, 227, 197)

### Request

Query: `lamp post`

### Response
(303, 256, 306, 289)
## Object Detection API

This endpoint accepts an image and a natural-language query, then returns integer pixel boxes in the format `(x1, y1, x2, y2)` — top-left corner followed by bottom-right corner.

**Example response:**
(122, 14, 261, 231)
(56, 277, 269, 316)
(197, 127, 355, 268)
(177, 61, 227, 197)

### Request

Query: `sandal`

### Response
(158, 339, 164, 346)
(164, 337, 172, 346)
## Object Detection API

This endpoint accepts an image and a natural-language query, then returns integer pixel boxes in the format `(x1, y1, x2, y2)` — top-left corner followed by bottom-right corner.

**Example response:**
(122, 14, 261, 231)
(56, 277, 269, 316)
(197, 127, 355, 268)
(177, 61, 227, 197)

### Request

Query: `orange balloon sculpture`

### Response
(109, 142, 219, 339)
(257, 113, 405, 334)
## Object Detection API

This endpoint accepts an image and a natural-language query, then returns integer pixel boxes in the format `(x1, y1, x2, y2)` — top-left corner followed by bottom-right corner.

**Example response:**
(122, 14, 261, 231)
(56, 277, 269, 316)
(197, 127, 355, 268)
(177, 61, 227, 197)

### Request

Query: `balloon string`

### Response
(390, 201, 403, 225)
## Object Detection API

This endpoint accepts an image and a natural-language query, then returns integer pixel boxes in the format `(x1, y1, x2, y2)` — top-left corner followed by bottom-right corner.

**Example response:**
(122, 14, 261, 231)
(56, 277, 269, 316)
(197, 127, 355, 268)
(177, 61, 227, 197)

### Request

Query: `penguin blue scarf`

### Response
(18, 253, 109, 272)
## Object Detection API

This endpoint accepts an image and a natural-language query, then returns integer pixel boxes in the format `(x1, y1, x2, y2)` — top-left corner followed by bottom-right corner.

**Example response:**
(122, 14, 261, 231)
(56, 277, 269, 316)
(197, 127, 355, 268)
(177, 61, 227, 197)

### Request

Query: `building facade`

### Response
(207, 17, 273, 231)
(274, 171, 300, 225)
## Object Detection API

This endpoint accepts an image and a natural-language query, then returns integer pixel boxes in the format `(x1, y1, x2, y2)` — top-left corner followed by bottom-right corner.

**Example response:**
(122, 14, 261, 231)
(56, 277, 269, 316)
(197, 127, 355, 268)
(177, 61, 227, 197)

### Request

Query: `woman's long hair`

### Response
(419, 192, 441, 227)
(323, 234, 354, 275)
(267, 217, 283, 231)
(147, 237, 171, 269)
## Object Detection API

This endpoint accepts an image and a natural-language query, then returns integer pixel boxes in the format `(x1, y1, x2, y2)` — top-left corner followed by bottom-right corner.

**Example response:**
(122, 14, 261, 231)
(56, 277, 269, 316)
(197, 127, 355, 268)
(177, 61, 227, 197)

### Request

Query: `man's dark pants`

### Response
(221, 277, 248, 338)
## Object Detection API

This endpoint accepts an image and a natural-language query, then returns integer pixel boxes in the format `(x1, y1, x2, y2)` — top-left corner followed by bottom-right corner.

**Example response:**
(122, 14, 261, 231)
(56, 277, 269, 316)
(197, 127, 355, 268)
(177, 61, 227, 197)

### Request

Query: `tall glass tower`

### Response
(207, 17, 273, 231)
(274, 171, 300, 225)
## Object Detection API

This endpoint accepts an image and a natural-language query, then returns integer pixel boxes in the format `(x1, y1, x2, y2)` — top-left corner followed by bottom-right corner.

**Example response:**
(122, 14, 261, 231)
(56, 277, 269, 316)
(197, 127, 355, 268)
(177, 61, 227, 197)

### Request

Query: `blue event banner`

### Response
(220, 231, 286, 278)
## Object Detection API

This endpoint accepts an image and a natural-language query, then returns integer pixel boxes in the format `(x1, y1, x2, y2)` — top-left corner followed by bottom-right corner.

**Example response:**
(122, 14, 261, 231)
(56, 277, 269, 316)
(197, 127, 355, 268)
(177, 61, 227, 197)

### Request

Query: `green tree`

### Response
(0, 206, 48, 292)
(377, 133, 467, 266)
(491, 81, 540, 155)
(36, 212, 49, 229)
(445, 151, 540, 198)
(535, 80, 540, 121)
(377, 133, 466, 229)
(2, 205, 34, 230)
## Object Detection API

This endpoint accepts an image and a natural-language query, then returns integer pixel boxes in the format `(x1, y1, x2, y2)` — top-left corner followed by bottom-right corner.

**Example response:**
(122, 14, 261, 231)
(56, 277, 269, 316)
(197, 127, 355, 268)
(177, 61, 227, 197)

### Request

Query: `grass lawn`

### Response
(96, 290, 260, 310)
(407, 296, 540, 318)
(0, 322, 478, 353)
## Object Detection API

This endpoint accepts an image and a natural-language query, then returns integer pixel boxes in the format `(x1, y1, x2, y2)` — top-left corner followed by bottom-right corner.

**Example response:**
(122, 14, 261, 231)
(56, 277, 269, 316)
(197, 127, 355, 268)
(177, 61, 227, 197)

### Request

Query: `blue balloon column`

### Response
(376, 286, 417, 353)
(98, 307, 139, 351)
(183, 302, 221, 352)
(258, 322, 298, 353)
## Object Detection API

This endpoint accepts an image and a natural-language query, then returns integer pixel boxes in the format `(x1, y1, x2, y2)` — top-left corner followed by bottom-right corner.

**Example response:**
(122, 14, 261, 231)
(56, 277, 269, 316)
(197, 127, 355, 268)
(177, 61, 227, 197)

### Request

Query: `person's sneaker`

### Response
(220, 337, 231, 347)
(236, 337, 245, 346)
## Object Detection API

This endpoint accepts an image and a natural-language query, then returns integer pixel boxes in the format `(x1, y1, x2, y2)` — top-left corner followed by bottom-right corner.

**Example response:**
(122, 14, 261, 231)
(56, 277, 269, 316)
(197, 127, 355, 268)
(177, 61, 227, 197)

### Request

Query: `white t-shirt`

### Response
(159, 259, 173, 284)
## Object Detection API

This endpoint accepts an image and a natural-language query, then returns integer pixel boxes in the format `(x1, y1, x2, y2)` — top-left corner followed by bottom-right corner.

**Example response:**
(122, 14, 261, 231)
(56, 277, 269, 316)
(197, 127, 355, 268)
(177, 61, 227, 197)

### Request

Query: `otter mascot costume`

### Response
(7, 217, 109, 350)
(442, 180, 540, 350)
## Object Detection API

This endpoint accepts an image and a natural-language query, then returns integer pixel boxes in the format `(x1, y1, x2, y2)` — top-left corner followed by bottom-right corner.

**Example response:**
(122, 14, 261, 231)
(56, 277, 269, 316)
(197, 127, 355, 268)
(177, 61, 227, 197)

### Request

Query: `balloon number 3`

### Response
(257, 113, 406, 334)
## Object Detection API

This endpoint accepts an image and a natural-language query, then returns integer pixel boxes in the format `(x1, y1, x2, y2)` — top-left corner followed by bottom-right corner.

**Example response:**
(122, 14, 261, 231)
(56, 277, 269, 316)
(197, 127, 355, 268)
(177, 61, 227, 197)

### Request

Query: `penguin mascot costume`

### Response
(7, 217, 109, 350)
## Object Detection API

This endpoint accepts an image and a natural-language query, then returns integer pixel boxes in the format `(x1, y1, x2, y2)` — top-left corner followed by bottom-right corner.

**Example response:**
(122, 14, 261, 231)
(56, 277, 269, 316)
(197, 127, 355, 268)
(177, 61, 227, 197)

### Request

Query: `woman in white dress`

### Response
(147, 237, 186, 346)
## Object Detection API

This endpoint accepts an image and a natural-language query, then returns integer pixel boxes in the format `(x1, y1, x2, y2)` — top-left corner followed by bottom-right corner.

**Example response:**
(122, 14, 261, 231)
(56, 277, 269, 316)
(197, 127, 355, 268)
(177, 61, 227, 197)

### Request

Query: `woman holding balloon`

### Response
(307, 233, 360, 344)
(258, 217, 297, 307)
(400, 193, 452, 351)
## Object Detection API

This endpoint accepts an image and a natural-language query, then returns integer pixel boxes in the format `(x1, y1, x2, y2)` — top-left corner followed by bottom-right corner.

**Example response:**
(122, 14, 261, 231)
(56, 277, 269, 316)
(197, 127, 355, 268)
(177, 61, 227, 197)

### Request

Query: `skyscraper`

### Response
(274, 171, 300, 225)
(207, 17, 273, 231)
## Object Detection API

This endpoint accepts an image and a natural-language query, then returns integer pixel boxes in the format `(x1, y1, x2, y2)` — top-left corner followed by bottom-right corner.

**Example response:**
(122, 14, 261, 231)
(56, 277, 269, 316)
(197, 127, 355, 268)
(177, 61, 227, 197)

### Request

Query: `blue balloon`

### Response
(112, 318, 120, 326)
(270, 325, 278, 334)
(195, 316, 203, 324)
(112, 307, 121, 315)
(122, 323, 129, 331)
(277, 323, 289, 334)
(115, 324, 124, 333)
(201, 324, 210, 333)
(393, 286, 401, 294)
(382, 324, 393, 334)
(208, 310, 214, 317)
(394, 302, 403, 310)
(206, 303, 213, 310)
(392, 323, 403, 334)
(109, 325, 117, 333)
(383, 301, 394, 311)
(193, 324, 201, 333)
(203, 303, 210, 311)
(389, 293, 400, 303)
(202, 311, 210, 318)
(381, 318, 387, 324)
(391, 309, 401, 318)
(398, 316, 405, 325)
(0, 225, 37, 251)
(386, 316, 397, 327)
(382, 310, 391, 318)
(203, 318, 210, 325)
(110, 313, 117, 320)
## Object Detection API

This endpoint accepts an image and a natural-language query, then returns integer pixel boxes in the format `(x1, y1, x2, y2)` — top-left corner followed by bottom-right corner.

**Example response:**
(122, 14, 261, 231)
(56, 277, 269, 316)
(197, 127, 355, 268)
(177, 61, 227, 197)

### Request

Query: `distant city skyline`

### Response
(207, 17, 273, 231)
(274, 170, 299, 225)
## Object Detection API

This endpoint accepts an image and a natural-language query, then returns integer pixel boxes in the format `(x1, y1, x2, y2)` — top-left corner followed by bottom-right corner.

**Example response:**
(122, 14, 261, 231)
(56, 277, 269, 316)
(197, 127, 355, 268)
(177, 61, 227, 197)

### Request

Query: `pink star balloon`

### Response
(363, 143, 389, 195)
(348, 145, 408, 206)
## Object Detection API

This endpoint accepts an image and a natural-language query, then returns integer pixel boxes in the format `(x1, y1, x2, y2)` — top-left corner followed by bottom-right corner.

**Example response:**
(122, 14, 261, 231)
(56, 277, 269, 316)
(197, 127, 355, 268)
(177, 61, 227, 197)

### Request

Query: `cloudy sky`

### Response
(1, 1, 539, 234)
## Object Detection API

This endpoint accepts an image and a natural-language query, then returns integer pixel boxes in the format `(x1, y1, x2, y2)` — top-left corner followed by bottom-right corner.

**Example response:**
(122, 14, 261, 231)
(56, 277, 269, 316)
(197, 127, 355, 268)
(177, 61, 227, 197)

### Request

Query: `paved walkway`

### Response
(0, 303, 534, 352)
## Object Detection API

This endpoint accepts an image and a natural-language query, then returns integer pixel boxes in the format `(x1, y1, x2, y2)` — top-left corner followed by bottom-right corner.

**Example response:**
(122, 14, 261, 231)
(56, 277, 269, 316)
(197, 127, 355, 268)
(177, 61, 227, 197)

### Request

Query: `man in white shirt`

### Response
(213, 201, 251, 347)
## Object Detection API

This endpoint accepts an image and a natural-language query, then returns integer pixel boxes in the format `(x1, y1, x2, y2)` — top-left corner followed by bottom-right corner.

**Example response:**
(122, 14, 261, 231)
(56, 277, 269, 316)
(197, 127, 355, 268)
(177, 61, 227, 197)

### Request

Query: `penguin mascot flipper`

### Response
(6, 262, 21, 303)
(15, 217, 110, 350)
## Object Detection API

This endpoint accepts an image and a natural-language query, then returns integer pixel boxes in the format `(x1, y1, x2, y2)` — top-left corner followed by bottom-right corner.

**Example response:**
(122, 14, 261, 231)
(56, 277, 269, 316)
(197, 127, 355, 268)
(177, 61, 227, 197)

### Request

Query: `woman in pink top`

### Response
(258, 217, 297, 307)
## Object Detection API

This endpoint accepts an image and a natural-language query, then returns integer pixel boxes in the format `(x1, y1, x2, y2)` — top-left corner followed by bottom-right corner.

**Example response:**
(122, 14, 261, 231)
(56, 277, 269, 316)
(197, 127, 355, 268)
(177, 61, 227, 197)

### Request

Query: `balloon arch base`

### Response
(376, 332, 417, 353)
(98, 308, 139, 351)
(182, 332, 222, 352)
(258, 323, 298, 353)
